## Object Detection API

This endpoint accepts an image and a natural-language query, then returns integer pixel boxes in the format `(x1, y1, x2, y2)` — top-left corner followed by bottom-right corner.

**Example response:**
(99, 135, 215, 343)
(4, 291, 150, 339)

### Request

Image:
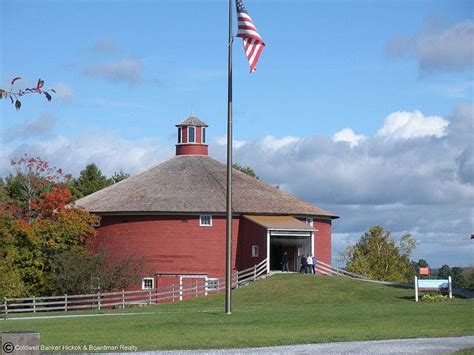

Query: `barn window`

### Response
(200, 215, 212, 226)
(306, 217, 313, 227)
(206, 278, 219, 291)
(142, 278, 154, 290)
(202, 127, 206, 143)
(189, 126, 195, 143)
(252, 245, 259, 257)
(178, 127, 182, 143)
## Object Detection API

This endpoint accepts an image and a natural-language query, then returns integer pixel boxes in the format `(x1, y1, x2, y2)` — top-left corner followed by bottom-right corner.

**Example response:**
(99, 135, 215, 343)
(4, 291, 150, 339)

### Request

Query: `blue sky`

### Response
(1, 0, 473, 267)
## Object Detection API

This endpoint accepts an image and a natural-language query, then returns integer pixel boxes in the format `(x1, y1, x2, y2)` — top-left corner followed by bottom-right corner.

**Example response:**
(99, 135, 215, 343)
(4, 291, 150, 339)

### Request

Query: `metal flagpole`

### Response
(225, 0, 234, 315)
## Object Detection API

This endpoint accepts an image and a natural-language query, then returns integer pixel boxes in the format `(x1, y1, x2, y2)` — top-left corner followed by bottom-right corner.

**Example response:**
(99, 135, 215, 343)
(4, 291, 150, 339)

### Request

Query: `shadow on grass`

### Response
(397, 293, 468, 302)
(385, 283, 413, 290)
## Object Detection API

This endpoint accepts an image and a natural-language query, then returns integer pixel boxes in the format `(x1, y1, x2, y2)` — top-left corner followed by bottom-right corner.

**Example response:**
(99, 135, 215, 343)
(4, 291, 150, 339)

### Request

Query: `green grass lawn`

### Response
(1, 274, 473, 350)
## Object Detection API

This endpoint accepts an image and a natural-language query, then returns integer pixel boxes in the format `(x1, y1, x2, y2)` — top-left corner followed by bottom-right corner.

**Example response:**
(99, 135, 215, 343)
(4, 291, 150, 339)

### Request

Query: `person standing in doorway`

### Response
(312, 255, 317, 274)
(300, 255, 307, 273)
(306, 255, 313, 274)
(281, 252, 289, 272)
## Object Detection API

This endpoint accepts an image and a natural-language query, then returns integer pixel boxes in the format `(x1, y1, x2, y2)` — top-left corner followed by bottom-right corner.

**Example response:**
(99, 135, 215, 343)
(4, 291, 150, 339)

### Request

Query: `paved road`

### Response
(128, 336, 474, 354)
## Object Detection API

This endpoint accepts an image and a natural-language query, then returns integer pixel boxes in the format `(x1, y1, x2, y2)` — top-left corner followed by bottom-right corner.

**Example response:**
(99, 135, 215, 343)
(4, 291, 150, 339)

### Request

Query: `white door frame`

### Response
(266, 230, 313, 273)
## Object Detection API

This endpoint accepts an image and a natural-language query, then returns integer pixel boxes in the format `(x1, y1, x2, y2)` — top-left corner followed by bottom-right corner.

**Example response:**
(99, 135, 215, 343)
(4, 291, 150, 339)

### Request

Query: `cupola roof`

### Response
(176, 116, 208, 127)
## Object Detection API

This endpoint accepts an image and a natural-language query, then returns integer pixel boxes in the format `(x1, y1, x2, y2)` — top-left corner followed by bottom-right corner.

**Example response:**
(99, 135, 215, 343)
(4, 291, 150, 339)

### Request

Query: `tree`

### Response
(0, 207, 98, 295)
(438, 264, 451, 279)
(111, 170, 130, 184)
(6, 155, 72, 224)
(0, 77, 54, 110)
(0, 178, 8, 205)
(462, 267, 474, 290)
(233, 163, 258, 179)
(451, 267, 467, 288)
(0, 254, 25, 298)
(341, 225, 417, 283)
(417, 259, 429, 268)
(0, 157, 98, 296)
(71, 163, 111, 199)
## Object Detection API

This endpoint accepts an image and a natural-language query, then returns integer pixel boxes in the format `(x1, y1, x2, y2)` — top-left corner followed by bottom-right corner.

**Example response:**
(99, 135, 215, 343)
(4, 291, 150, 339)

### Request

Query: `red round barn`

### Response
(75, 117, 339, 290)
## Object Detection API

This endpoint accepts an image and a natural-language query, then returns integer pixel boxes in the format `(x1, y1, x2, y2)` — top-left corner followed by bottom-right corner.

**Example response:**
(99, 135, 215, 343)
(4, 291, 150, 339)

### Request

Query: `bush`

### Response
(48, 250, 146, 295)
(421, 294, 454, 302)
(462, 267, 474, 291)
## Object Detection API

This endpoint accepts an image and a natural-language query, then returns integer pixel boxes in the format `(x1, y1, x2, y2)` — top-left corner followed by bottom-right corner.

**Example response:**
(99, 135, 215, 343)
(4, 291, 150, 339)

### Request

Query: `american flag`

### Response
(236, 0, 265, 73)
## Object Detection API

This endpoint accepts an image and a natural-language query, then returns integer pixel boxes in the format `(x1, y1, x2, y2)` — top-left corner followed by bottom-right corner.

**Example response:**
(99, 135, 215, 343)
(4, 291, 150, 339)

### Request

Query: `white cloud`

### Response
(3, 114, 56, 143)
(215, 135, 246, 149)
(88, 37, 117, 54)
(429, 80, 474, 99)
(262, 135, 299, 151)
(209, 105, 473, 266)
(417, 20, 474, 73)
(386, 19, 474, 74)
(84, 57, 143, 85)
(333, 128, 366, 147)
(53, 82, 74, 104)
(3, 132, 174, 178)
(377, 110, 448, 139)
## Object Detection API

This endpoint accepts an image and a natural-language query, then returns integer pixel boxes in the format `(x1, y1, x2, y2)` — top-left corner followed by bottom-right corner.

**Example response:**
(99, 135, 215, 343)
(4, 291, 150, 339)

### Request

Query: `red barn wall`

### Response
(91, 214, 333, 289)
(91, 215, 240, 280)
(314, 218, 332, 265)
(236, 218, 267, 270)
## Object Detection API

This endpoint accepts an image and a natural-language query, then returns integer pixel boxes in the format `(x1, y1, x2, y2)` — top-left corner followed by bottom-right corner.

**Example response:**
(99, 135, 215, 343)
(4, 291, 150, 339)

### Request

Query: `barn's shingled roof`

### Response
(74, 155, 338, 218)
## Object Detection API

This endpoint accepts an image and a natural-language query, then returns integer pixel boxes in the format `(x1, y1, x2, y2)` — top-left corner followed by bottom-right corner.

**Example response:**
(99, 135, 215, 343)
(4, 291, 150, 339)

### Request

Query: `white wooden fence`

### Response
(314, 260, 368, 279)
(1, 259, 268, 317)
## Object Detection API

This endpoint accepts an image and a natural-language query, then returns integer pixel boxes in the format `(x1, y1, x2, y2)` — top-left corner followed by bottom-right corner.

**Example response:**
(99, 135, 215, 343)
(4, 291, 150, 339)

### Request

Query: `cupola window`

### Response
(202, 127, 206, 143)
(189, 126, 195, 143)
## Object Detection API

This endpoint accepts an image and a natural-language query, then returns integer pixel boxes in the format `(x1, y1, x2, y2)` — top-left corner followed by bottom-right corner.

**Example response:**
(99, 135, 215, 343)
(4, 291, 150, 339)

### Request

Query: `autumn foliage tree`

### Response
(1, 156, 142, 297)
(6, 155, 72, 223)
(0, 156, 98, 296)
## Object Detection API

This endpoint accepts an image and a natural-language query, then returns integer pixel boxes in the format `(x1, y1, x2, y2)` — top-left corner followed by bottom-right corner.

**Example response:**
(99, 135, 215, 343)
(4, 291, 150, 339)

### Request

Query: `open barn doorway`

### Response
(269, 235, 311, 272)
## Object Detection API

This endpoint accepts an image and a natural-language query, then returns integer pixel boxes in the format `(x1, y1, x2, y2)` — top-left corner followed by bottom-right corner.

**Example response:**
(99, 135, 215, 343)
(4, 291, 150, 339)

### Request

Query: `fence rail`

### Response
(314, 260, 368, 279)
(1, 259, 268, 317)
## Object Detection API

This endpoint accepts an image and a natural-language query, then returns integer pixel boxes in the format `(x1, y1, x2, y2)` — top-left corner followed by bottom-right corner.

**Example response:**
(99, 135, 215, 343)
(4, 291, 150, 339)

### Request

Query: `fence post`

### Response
(4, 298, 8, 319)
(122, 290, 125, 309)
(97, 292, 101, 310)
(65, 294, 68, 312)
(448, 276, 452, 299)
(33, 296, 36, 313)
(415, 276, 419, 302)
(254, 265, 257, 281)
(148, 289, 152, 305)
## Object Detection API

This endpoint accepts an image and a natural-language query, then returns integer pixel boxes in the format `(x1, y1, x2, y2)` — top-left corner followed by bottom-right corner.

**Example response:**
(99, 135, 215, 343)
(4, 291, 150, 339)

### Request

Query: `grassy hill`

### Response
(1, 274, 473, 350)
